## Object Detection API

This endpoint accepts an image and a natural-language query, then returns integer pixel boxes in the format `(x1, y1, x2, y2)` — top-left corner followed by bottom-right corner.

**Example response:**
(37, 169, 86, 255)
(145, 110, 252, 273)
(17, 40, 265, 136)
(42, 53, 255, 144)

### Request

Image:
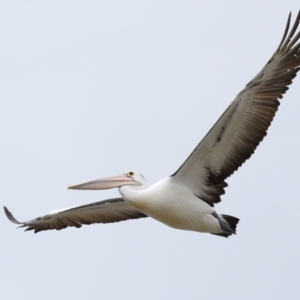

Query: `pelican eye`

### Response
(128, 171, 135, 176)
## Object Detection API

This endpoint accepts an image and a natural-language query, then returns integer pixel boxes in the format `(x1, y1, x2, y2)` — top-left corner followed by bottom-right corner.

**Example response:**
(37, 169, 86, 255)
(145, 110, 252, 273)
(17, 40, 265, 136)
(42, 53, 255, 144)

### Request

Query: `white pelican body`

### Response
(120, 177, 221, 234)
(4, 11, 300, 238)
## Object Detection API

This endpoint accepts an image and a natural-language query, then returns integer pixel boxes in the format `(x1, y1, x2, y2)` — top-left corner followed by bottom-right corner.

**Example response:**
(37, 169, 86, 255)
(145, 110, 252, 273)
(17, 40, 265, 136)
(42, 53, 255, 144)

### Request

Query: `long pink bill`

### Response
(68, 174, 138, 190)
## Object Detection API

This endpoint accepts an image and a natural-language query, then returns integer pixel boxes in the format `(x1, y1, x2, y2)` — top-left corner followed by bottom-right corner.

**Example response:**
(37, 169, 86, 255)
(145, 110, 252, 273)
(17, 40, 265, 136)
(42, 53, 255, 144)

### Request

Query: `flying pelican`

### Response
(4, 12, 300, 237)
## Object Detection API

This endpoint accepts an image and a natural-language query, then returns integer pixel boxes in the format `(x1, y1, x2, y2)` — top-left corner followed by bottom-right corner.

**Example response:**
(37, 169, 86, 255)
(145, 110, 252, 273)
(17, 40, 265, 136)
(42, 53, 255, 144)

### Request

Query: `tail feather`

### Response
(222, 214, 239, 232)
(211, 214, 240, 238)
(211, 232, 231, 238)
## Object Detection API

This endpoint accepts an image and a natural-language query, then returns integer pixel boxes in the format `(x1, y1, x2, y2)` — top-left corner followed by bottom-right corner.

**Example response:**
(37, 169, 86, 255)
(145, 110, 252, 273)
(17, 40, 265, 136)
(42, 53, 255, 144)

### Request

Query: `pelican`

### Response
(4, 12, 300, 237)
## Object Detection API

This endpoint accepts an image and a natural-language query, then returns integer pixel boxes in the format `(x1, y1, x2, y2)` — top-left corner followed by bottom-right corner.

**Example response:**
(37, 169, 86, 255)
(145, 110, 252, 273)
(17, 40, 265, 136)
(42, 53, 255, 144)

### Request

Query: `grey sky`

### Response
(1, 1, 300, 299)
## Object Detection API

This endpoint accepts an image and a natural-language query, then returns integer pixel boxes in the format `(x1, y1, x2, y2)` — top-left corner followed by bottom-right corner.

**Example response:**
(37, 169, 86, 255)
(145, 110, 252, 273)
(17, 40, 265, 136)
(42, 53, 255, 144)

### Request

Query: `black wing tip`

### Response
(3, 206, 23, 225)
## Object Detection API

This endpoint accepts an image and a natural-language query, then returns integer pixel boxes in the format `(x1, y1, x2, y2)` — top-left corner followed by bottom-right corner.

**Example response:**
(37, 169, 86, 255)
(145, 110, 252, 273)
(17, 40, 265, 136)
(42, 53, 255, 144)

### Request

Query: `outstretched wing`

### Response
(172, 12, 300, 206)
(4, 198, 148, 233)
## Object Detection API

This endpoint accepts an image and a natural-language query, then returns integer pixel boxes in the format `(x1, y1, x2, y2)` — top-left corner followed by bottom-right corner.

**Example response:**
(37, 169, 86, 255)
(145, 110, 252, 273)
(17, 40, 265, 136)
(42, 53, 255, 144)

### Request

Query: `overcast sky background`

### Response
(1, 1, 300, 299)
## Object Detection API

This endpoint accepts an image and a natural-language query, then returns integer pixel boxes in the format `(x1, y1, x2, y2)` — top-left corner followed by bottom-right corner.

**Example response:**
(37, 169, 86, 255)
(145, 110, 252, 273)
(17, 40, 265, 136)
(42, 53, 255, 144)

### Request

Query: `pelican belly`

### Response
(120, 177, 222, 234)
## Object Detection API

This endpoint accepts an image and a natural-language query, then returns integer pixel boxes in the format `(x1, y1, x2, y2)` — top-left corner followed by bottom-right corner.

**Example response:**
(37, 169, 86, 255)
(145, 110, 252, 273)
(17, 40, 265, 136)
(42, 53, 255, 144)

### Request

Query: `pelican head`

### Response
(68, 170, 147, 190)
